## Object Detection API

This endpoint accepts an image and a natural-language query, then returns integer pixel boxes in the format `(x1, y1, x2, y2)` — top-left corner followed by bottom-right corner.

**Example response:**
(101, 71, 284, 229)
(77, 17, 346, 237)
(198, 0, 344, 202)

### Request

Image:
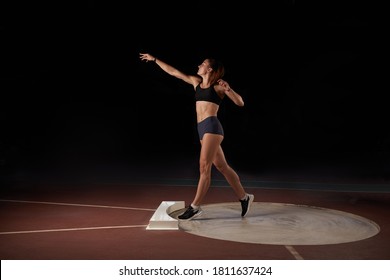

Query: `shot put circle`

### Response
(170, 202, 380, 245)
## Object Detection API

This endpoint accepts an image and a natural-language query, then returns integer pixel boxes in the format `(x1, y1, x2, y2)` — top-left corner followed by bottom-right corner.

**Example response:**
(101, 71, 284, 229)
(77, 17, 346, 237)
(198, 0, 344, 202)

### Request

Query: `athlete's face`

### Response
(197, 59, 212, 76)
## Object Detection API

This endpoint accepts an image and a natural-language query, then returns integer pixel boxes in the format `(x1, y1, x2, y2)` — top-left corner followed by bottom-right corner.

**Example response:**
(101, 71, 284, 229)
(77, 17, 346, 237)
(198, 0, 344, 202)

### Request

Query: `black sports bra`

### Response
(195, 84, 224, 105)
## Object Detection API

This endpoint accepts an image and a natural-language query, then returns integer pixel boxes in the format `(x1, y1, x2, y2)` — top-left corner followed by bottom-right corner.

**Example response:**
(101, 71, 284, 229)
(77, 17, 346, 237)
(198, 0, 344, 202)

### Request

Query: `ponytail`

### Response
(208, 58, 225, 85)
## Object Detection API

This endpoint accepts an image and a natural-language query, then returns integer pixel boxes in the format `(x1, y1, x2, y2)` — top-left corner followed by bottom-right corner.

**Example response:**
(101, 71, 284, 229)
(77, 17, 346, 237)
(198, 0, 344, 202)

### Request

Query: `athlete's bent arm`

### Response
(218, 79, 244, 107)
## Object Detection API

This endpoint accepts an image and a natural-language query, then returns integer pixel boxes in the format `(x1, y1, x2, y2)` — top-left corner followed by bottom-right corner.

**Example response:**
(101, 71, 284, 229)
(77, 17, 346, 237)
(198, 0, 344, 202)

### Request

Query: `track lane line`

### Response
(0, 225, 148, 235)
(0, 199, 156, 211)
(285, 245, 304, 260)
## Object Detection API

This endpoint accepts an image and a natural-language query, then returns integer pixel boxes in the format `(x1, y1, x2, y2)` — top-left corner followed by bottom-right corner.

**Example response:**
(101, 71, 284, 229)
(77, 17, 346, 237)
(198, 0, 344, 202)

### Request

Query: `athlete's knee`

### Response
(214, 161, 228, 173)
(199, 159, 212, 175)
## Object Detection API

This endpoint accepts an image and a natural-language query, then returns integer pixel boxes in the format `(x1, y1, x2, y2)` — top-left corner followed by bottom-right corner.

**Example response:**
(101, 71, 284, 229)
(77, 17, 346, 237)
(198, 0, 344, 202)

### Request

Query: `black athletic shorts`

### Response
(197, 116, 224, 140)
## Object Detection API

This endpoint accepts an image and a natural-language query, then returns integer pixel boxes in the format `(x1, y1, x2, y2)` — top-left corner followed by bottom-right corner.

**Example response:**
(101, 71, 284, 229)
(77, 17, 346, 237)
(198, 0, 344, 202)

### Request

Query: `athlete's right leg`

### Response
(213, 145, 246, 199)
(213, 145, 254, 217)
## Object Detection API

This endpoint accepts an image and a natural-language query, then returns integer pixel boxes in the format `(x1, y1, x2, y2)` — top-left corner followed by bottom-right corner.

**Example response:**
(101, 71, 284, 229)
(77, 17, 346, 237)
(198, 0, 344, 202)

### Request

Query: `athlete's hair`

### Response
(207, 58, 225, 85)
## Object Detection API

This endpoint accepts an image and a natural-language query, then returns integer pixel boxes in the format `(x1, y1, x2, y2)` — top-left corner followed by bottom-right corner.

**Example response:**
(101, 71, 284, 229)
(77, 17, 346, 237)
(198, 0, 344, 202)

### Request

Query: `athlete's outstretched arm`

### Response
(139, 53, 200, 87)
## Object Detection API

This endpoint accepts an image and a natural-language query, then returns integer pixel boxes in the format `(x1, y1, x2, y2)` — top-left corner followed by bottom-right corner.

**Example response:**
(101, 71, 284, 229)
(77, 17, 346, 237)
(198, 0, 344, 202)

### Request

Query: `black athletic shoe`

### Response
(178, 205, 202, 220)
(240, 194, 254, 217)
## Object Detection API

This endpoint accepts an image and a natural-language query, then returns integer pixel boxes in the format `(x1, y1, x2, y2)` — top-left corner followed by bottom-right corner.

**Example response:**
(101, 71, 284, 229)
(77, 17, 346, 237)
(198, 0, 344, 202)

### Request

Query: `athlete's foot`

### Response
(240, 194, 254, 217)
(178, 205, 203, 220)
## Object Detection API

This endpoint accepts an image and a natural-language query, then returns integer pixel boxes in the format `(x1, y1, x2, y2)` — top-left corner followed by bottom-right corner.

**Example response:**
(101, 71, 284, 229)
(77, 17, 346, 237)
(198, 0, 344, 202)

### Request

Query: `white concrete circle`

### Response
(170, 202, 380, 245)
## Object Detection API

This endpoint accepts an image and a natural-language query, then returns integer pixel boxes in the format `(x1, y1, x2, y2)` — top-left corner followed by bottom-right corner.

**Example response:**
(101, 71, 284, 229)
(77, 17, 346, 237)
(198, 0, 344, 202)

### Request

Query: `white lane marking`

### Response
(0, 199, 156, 211)
(0, 225, 148, 235)
(285, 245, 304, 260)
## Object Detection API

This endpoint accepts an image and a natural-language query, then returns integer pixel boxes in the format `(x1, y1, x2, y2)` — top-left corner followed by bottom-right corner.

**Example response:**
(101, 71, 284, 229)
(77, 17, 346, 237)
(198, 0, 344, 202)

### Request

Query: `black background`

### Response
(1, 1, 388, 183)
